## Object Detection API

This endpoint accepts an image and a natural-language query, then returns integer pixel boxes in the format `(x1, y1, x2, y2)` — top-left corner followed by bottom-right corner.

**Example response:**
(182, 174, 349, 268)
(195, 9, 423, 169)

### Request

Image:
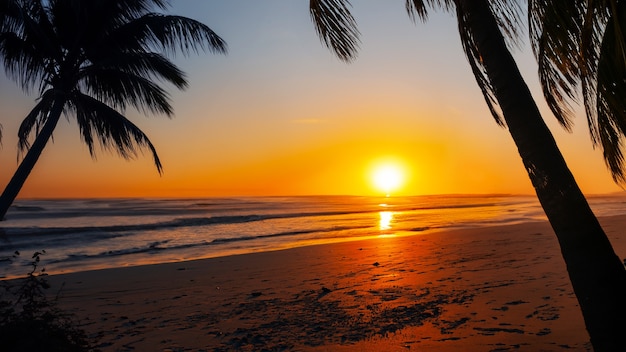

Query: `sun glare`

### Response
(372, 163, 405, 196)
(379, 211, 393, 230)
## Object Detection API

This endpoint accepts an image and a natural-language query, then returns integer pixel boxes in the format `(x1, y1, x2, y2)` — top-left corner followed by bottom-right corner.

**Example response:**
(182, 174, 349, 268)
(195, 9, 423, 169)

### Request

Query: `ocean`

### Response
(1, 194, 625, 279)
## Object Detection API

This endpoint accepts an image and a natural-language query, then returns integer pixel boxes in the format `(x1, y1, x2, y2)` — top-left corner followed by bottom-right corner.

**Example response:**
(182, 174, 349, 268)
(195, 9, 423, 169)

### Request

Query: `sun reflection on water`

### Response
(379, 211, 393, 231)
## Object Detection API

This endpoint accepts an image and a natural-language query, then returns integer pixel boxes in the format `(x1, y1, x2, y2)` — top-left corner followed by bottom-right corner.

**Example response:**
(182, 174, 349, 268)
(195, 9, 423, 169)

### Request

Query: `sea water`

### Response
(1, 194, 625, 279)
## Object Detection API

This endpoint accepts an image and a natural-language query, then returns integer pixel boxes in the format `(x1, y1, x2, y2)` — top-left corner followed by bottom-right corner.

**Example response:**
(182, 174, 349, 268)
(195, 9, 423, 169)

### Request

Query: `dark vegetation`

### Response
(0, 251, 95, 352)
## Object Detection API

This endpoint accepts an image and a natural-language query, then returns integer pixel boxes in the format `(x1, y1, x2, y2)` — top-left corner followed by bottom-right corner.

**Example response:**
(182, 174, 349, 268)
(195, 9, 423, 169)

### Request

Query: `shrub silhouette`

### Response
(0, 251, 94, 352)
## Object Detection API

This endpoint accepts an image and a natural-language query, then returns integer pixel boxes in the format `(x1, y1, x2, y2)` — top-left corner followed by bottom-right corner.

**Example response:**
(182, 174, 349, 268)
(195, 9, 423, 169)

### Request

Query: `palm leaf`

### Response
(0, 0, 56, 94)
(0, 0, 23, 32)
(16, 88, 56, 153)
(531, 0, 626, 182)
(528, 0, 581, 130)
(80, 68, 174, 116)
(489, 0, 524, 49)
(83, 51, 188, 90)
(309, 0, 360, 62)
(405, 0, 453, 22)
(69, 93, 163, 173)
(455, 4, 505, 126)
(106, 13, 227, 56)
(592, 1, 626, 182)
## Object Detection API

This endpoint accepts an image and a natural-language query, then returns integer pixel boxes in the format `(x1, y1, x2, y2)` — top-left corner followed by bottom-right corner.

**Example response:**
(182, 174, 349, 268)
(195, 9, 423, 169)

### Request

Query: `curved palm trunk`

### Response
(456, 0, 626, 350)
(0, 99, 65, 219)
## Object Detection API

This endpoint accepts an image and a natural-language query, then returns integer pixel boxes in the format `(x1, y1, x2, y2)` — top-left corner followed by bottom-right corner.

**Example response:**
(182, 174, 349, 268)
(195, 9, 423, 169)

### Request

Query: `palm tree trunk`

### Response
(0, 99, 65, 220)
(456, 0, 626, 350)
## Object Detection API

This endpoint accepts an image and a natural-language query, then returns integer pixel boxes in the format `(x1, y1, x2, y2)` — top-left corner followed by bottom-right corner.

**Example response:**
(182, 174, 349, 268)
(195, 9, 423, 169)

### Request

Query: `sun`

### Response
(371, 163, 405, 196)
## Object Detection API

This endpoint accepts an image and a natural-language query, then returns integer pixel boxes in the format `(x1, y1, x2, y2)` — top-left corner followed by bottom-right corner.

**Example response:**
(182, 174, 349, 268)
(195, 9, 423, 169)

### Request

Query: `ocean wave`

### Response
(1, 199, 510, 239)
(49, 224, 374, 264)
(1, 215, 270, 237)
(12, 205, 46, 212)
(5, 196, 508, 221)
(1, 208, 377, 237)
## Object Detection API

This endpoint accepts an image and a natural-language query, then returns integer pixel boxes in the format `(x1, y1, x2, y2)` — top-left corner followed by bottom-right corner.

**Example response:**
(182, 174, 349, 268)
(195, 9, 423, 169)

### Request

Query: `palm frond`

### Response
(405, 0, 454, 22)
(528, 0, 580, 130)
(591, 2, 626, 182)
(50, 0, 145, 50)
(107, 13, 227, 56)
(0, 32, 43, 90)
(0, 0, 22, 32)
(69, 93, 163, 174)
(17, 88, 56, 154)
(489, 0, 524, 49)
(531, 0, 626, 182)
(107, 0, 170, 21)
(309, 0, 360, 62)
(83, 51, 188, 90)
(406, 0, 430, 22)
(81, 69, 174, 116)
(0, 0, 56, 93)
(456, 4, 505, 126)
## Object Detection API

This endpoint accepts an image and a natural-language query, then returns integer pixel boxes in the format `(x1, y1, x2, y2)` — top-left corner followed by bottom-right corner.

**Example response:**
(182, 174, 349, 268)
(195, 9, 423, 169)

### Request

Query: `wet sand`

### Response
(46, 215, 626, 351)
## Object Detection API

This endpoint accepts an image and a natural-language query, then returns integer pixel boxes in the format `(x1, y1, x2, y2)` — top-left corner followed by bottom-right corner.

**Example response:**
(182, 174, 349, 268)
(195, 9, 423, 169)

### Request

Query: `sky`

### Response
(0, 0, 623, 199)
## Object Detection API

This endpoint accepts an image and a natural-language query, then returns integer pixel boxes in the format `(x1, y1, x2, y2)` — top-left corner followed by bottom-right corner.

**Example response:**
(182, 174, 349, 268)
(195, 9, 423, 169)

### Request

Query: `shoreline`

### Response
(36, 215, 626, 351)
(4, 194, 624, 281)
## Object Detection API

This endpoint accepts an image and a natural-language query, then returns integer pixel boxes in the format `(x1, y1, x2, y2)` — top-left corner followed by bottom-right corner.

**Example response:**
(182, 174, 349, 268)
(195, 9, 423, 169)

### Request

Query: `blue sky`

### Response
(0, 1, 620, 198)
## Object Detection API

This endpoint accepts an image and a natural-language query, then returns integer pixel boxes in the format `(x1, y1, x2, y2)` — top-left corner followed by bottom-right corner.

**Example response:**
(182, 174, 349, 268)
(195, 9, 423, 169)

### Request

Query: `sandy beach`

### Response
(43, 215, 626, 351)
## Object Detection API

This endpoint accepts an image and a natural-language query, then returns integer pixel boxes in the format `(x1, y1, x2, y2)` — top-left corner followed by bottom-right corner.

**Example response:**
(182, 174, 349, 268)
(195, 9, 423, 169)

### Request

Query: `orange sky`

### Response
(0, 1, 623, 198)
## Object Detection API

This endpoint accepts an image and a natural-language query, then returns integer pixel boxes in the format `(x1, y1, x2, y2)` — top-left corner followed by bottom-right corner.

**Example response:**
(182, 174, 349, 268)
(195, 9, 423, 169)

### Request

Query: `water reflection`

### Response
(379, 211, 393, 231)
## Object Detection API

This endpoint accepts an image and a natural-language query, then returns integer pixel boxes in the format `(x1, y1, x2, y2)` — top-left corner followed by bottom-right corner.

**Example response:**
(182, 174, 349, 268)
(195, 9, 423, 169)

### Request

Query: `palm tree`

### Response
(0, 0, 226, 219)
(309, 0, 626, 350)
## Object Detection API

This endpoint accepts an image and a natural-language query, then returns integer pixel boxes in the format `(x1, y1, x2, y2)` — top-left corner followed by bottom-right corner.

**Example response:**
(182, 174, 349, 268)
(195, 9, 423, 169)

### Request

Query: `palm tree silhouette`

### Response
(0, 0, 226, 218)
(309, 0, 626, 350)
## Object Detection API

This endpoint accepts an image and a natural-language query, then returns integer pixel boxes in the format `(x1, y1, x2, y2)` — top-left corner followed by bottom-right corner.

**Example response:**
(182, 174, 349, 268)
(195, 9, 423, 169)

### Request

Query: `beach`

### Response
(2, 1, 626, 351)
(42, 215, 626, 351)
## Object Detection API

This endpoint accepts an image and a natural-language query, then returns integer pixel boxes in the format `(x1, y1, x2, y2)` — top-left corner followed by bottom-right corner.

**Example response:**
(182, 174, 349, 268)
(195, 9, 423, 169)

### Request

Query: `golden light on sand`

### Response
(371, 162, 405, 196)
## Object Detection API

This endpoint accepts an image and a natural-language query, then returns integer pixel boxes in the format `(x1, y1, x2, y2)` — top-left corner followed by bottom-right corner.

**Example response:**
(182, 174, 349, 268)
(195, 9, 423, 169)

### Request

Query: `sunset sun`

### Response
(371, 163, 405, 196)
